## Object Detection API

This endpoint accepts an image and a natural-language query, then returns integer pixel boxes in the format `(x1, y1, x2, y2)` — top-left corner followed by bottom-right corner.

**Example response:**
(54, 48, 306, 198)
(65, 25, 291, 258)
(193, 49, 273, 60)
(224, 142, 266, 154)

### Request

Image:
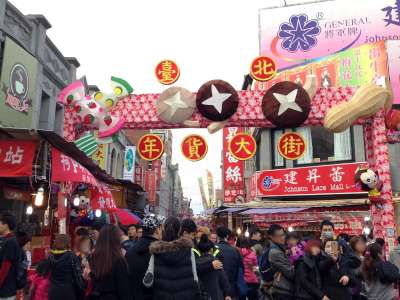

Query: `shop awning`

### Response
(240, 207, 306, 215)
(216, 207, 249, 214)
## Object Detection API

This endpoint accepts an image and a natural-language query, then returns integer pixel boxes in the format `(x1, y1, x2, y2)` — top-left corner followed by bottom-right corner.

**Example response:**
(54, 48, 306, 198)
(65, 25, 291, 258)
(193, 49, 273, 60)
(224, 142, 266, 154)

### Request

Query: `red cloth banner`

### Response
(153, 160, 161, 190)
(90, 184, 117, 211)
(257, 162, 368, 197)
(144, 170, 157, 204)
(51, 147, 99, 186)
(223, 128, 245, 203)
(0, 140, 37, 177)
(57, 192, 67, 219)
(247, 173, 257, 202)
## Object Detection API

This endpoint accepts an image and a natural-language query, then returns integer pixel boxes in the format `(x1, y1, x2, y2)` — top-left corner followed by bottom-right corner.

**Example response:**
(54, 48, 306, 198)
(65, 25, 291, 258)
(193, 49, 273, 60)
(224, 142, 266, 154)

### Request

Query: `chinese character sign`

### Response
(250, 56, 277, 82)
(51, 147, 99, 186)
(90, 184, 117, 211)
(144, 170, 157, 204)
(277, 132, 306, 160)
(228, 133, 257, 161)
(0, 140, 37, 177)
(137, 134, 164, 161)
(223, 128, 245, 203)
(256, 162, 368, 197)
(134, 164, 143, 185)
(155, 60, 180, 85)
(181, 134, 208, 161)
(259, 0, 400, 72)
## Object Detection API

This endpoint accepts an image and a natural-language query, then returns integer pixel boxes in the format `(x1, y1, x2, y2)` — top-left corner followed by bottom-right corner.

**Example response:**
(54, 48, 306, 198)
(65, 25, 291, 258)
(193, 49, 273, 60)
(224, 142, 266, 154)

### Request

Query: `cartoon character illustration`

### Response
(354, 167, 382, 199)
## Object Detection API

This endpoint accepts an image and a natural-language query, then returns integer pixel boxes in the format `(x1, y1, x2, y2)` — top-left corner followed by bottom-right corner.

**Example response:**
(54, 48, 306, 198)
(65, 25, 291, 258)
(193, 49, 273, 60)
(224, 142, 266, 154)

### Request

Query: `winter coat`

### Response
(48, 251, 82, 300)
(295, 254, 324, 300)
(216, 241, 242, 296)
(197, 254, 230, 300)
(365, 260, 400, 300)
(318, 254, 357, 300)
(240, 248, 259, 284)
(389, 245, 400, 270)
(149, 237, 199, 300)
(125, 236, 158, 300)
(269, 242, 295, 296)
(28, 272, 50, 300)
(88, 257, 131, 300)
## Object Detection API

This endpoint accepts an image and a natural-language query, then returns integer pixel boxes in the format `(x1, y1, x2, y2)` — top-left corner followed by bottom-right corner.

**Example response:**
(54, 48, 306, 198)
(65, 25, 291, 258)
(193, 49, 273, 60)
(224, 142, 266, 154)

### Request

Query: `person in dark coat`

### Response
(48, 234, 85, 300)
(319, 239, 357, 300)
(148, 216, 199, 300)
(126, 214, 163, 300)
(295, 240, 328, 300)
(88, 225, 130, 300)
(197, 234, 231, 300)
(216, 226, 243, 297)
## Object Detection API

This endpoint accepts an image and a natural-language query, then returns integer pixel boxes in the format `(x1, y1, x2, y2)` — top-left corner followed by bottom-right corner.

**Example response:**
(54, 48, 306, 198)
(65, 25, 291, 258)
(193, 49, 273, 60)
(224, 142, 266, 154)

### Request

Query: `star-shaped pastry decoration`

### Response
(202, 85, 232, 114)
(156, 87, 196, 124)
(196, 80, 239, 121)
(262, 81, 311, 128)
(273, 89, 303, 116)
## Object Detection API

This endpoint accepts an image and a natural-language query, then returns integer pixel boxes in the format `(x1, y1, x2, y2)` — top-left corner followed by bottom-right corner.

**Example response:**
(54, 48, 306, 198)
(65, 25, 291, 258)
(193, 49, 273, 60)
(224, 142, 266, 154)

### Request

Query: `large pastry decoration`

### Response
(155, 86, 199, 127)
(58, 77, 133, 137)
(262, 75, 316, 128)
(324, 77, 392, 133)
(196, 80, 239, 133)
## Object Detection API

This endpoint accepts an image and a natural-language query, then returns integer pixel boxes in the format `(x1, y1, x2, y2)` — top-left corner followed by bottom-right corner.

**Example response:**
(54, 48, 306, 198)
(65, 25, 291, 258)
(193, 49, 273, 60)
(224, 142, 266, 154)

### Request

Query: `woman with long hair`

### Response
(88, 225, 130, 300)
(148, 216, 199, 300)
(350, 235, 367, 300)
(362, 242, 400, 300)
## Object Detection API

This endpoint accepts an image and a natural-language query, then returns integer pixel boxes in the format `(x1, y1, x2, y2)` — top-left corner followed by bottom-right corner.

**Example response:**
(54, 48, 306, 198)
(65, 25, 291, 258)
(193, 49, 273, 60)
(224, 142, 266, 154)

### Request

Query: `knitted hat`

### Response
(142, 214, 165, 230)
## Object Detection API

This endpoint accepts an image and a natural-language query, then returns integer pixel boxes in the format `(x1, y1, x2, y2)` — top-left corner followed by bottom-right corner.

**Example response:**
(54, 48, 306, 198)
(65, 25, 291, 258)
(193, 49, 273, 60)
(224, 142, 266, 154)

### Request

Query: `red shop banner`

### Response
(51, 147, 99, 186)
(0, 140, 37, 177)
(90, 184, 117, 211)
(135, 164, 143, 185)
(144, 170, 157, 204)
(153, 160, 161, 190)
(257, 162, 368, 198)
(223, 128, 245, 203)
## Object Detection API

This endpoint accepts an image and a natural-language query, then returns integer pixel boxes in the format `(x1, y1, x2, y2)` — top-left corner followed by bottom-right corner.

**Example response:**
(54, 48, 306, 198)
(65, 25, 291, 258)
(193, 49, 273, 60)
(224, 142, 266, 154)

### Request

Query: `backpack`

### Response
(377, 261, 400, 284)
(16, 247, 28, 289)
(259, 247, 274, 282)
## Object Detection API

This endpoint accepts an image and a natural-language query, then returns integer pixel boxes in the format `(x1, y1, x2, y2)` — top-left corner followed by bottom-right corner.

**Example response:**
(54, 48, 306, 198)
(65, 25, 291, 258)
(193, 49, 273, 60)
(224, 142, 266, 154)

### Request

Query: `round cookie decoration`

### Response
(156, 87, 196, 124)
(262, 81, 311, 128)
(196, 80, 239, 122)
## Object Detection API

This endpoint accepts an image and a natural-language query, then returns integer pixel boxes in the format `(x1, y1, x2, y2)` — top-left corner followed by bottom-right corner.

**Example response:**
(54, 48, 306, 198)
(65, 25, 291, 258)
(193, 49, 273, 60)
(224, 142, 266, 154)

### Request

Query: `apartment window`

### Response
(272, 126, 353, 166)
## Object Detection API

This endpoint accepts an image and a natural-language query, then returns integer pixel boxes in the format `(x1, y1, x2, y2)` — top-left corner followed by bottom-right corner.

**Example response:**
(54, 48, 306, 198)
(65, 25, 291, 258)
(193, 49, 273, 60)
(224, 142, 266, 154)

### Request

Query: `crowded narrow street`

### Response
(2, 0, 400, 299)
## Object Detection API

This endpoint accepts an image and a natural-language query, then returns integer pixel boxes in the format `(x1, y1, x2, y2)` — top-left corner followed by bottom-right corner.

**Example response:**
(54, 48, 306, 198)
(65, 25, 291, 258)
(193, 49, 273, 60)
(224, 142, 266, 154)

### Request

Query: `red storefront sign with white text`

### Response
(257, 162, 368, 197)
(90, 184, 117, 211)
(51, 147, 99, 186)
(223, 128, 245, 203)
(0, 140, 37, 177)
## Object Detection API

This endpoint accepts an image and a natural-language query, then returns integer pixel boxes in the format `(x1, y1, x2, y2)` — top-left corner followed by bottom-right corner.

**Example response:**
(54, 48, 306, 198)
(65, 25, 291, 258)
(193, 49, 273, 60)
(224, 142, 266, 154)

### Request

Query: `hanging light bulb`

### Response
(95, 209, 102, 218)
(363, 226, 371, 235)
(236, 227, 242, 235)
(244, 227, 250, 238)
(288, 226, 294, 232)
(26, 205, 33, 215)
(364, 216, 371, 222)
(73, 195, 80, 207)
(64, 198, 68, 207)
(34, 187, 44, 206)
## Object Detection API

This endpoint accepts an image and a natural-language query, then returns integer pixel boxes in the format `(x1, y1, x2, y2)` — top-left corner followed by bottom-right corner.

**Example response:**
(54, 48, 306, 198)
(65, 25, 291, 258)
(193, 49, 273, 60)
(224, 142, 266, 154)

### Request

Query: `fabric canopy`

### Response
(240, 207, 306, 215)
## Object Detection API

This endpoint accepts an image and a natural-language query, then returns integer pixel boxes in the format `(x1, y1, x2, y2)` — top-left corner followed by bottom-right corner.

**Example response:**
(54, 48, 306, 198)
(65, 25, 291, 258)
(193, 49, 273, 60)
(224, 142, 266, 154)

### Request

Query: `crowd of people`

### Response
(1, 213, 400, 300)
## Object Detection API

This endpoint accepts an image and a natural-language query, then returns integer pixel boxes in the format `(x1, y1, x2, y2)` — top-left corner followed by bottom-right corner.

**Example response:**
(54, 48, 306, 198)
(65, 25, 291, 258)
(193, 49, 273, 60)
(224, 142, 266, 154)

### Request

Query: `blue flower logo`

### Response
(278, 14, 321, 52)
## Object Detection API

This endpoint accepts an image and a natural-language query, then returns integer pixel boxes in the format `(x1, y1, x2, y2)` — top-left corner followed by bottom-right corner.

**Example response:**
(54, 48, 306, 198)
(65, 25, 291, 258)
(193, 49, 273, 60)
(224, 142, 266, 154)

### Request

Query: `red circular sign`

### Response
(228, 133, 257, 161)
(250, 56, 277, 82)
(137, 134, 164, 161)
(155, 60, 180, 85)
(277, 132, 306, 160)
(181, 134, 208, 161)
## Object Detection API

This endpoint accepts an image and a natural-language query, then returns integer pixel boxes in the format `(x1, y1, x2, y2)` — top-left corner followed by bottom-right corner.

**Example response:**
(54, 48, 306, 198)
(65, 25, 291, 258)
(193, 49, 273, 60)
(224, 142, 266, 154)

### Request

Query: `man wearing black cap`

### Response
(126, 214, 163, 300)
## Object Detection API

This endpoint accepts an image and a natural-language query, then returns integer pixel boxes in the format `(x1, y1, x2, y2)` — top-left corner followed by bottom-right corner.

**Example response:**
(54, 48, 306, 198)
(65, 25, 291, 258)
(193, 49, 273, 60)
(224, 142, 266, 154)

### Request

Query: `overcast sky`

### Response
(11, 0, 318, 213)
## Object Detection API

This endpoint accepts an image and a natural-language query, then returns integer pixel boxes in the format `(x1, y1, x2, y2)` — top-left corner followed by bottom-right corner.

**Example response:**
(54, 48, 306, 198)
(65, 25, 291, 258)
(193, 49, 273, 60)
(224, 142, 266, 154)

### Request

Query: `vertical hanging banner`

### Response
(223, 128, 245, 203)
(134, 163, 143, 185)
(123, 146, 136, 181)
(153, 159, 161, 190)
(206, 170, 215, 207)
(198, 177, 208, 209)
(144, 170, 157, 204)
